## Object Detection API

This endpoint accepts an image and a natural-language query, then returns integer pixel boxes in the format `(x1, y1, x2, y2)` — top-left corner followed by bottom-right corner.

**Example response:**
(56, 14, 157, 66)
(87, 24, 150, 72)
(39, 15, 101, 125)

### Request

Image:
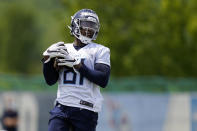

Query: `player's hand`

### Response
(43, 42, 67, 63)
(56, 57, 81, 68)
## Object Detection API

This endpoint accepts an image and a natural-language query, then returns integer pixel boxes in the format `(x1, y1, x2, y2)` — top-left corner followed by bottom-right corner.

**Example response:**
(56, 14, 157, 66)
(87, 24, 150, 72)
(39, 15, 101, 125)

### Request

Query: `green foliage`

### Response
(61, 0, 197, 77)
(0, 3, 40, 74)
(0, 0, 197, 78)
(0, 0, 66, 74)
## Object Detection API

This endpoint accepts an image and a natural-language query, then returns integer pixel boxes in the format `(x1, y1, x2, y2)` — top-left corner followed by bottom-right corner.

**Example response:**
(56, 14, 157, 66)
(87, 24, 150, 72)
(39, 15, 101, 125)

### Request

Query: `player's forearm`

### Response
(42, 58, 59, 86)
(78, 63, 110, 88)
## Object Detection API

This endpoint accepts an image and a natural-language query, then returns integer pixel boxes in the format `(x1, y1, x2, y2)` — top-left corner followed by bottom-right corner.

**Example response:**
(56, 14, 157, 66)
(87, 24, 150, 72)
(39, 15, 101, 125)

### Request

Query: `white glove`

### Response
(43, 42, 67, 63)
(56, 58, 81, 68)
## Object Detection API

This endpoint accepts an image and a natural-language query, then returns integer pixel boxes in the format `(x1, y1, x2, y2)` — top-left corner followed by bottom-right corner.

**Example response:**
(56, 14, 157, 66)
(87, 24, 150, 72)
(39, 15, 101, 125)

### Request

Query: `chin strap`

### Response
(78, 35, 92, 44)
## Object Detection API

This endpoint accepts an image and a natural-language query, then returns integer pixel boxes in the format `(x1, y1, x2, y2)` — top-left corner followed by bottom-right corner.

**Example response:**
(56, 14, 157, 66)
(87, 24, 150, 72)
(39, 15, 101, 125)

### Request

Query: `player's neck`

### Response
(74, 39, 85, 47)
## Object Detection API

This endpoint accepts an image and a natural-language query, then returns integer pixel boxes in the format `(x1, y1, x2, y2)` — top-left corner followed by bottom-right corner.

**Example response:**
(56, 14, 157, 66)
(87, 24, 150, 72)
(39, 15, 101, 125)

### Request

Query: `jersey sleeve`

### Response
(95, 47, 110, 66)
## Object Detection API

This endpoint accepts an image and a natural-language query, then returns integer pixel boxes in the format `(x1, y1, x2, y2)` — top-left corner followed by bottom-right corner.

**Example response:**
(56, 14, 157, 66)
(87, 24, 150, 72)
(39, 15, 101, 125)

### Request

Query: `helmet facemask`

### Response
(78, 19, 99, 44)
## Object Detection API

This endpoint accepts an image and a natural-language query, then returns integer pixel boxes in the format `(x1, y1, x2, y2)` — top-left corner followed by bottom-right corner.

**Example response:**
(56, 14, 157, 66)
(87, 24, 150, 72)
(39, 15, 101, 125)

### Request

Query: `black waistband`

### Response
(56, 100, 94, 109)
(55, 101, 97, 114)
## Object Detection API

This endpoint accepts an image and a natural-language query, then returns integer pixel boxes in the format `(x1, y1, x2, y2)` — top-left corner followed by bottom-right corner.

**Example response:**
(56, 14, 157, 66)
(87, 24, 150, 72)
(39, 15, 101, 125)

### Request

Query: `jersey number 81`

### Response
(63, 68, 84, 85)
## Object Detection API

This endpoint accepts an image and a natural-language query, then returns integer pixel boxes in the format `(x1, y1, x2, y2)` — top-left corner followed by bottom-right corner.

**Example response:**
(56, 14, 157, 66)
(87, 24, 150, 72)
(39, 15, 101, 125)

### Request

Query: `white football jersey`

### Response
(56, 42, 110, 112)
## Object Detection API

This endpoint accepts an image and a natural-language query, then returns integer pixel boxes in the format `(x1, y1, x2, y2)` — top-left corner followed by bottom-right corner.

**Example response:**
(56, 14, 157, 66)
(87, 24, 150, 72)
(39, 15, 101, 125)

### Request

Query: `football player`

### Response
(42, 9, 110, 131)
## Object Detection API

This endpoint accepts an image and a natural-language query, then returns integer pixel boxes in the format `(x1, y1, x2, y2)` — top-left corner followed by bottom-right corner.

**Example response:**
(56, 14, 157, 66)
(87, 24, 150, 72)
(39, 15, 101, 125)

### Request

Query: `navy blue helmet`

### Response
(68, 9, 100, 44)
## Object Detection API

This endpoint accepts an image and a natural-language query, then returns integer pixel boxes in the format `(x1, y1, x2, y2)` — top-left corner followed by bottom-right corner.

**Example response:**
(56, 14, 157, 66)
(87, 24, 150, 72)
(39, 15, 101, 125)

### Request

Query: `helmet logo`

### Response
(81, 12, 98, 19)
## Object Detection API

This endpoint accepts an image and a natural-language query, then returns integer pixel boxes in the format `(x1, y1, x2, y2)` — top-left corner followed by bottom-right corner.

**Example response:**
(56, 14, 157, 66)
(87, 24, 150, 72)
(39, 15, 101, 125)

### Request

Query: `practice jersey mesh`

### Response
(56, 42, 110, 112)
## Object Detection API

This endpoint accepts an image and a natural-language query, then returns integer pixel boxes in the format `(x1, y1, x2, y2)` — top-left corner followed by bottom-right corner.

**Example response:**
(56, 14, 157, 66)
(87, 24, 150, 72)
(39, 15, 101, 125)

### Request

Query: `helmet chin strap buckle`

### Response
(79, 35, 92, 44)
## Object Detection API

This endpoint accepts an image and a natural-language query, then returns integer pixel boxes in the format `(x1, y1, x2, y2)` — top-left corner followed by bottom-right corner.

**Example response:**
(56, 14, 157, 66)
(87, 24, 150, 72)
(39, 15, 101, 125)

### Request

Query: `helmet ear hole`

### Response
(74, 28, 80, 34)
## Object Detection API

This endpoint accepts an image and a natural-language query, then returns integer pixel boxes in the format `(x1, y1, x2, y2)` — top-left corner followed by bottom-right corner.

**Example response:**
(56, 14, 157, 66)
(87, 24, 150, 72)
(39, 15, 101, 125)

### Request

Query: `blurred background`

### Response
(0, 0, 197, 130)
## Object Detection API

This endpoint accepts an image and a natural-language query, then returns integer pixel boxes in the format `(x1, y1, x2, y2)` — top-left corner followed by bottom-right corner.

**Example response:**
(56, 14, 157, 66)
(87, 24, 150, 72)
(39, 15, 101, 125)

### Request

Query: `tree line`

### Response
(0, 0, 197, 77)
